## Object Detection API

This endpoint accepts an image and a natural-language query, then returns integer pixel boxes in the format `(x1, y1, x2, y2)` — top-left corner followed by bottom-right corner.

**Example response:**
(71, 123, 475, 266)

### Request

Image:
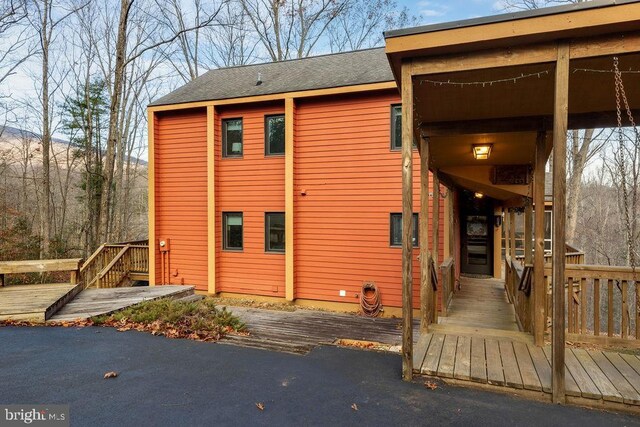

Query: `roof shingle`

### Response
(150, 47, 394, 107)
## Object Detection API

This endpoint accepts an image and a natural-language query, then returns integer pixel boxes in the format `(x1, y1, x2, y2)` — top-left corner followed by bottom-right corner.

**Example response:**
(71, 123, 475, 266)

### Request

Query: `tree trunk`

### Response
(99, 0, 132, 243)
(566, 129, 594, 243)
(40, 1, 51, 259)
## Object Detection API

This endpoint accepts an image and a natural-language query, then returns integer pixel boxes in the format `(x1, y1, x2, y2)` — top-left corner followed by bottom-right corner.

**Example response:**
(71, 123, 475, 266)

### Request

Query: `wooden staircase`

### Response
(80, 240, 149, 289)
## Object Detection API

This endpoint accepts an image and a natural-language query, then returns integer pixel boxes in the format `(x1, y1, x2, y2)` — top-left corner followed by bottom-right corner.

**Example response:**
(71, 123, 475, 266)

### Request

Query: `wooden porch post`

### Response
(419, 140, 432, 333)
(534, 131, 547, 346)
(509, 210, 516, 259)
(552, 43, 570, 404)
(431, 171, 439, 323)
(524, 202, 533, 266)
(401, 60, 414, 381)
(504, 210, 510, 261)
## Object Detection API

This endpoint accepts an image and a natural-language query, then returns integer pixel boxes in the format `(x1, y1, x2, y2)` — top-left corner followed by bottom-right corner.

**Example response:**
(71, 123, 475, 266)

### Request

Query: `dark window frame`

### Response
(264, 114, 285, 156)
(265, 212, 285, 253)
(222, 212, 244, 251)
(390, 104, 417, 151)
(390, 213, 419, 247)
(222, 118, 243, 158)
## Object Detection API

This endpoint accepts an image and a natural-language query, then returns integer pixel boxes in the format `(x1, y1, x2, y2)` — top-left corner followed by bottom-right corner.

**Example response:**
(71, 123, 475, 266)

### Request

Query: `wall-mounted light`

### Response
(474, 192, 484, 199)
(472, 144, 493, 160)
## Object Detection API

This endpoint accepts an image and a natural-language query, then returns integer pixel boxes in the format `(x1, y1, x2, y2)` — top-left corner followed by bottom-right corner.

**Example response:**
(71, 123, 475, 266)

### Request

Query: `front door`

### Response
(460, 191, 493, 276)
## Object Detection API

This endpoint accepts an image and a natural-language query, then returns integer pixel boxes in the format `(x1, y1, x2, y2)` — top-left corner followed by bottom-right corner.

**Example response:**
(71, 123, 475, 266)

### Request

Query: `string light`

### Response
(573, 68, 640, 74)
(418, 70, 550, 87)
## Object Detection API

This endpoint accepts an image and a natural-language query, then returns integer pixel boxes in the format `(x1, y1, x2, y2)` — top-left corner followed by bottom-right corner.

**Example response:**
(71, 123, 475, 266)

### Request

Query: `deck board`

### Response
(513, 341, 542, 391)
(453, 335, 472, 380)
(590, 351, 640, 405)
(528, 345, 552, 393)
(572, 348, 623, 402)
(499, 340, 523, 389)
(423, 334, 445, 375)
(437, 334, 458, 378)
(470, 336, 487, 383)
(485, 338, 505, 385)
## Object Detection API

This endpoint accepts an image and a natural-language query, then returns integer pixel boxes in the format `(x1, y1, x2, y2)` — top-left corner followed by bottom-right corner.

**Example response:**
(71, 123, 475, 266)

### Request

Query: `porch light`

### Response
(474, 192, 484, 199)
(472, 144, 493, 160)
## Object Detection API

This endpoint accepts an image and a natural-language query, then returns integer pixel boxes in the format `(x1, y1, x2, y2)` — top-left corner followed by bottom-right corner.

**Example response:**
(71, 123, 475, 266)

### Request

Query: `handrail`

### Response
(80, 240, 149, 289)
(440, 257, 455, 316)
(543, 263, 638, 341)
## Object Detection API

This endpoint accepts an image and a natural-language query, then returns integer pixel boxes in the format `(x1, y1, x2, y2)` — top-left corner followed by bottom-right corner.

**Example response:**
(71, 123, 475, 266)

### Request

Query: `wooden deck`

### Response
(413, 332, 640, 408)
(49, 285, 194, 321)
(221, 306, 407, 354)
(439, 276, 519, 331)
(0, 283, 82, 321)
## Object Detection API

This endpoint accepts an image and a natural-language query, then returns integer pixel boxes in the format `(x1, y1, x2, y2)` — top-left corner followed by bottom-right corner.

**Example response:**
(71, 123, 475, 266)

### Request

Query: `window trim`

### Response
(222, 212, 243, 251)
(264, 114, 285, 156)
(390, 213, 419, 248)
(265, 212, 285, 253)
(222, 118, 243, 158)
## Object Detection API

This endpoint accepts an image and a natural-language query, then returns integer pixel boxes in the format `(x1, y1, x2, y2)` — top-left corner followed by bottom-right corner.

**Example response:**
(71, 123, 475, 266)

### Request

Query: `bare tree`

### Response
(203, 1, 258, 68)
(327, 0, 418, 52)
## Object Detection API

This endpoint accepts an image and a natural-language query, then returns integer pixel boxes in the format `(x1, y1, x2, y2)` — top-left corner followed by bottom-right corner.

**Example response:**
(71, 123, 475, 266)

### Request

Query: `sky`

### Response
(400, 0, 503, 25)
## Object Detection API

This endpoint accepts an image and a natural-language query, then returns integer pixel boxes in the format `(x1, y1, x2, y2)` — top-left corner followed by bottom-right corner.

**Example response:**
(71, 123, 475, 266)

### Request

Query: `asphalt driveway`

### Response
(0, 326, 638, 426)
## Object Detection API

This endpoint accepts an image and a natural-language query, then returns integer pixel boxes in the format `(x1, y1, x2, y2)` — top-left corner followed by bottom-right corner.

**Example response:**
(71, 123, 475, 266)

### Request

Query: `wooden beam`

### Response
(147, 110, 156, 287)
(285, 98, 295, 302)
(534, 131, 547, 347)
(570, 31, 640, 60)
(411, 42, 557, 76)
(207, 106, 216, 294)
(401, 60, 414, 381)
(148, 81, 397, 112)
(552, 43, 570, 404)
(419, 138, 432, 333)
(443, 188, 451, 259)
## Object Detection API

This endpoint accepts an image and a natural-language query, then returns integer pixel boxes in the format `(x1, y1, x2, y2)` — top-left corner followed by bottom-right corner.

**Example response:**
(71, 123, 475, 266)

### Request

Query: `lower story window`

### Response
(223, 212, 243, 250)
(265, 212, 285, 252)
(390, 213, 419, 247)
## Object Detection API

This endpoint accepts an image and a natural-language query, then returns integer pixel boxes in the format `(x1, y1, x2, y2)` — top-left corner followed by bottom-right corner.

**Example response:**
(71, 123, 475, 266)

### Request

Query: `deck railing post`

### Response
(551, 42, 570, 404)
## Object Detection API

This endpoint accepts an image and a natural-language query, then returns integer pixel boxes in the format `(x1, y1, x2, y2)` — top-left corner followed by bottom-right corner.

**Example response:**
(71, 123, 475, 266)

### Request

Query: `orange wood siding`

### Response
(294, 91, 445, 308)
(215, 102, 286, 297)
(154, 108, 208, 290)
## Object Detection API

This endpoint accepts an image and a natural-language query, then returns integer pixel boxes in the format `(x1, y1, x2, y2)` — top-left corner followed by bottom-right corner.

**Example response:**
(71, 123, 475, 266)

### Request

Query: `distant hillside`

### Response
(0, 125, 148, 167)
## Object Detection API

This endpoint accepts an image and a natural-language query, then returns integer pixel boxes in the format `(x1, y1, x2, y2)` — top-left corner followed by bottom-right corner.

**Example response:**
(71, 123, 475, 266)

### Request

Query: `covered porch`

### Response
(384, 0, 640, 410)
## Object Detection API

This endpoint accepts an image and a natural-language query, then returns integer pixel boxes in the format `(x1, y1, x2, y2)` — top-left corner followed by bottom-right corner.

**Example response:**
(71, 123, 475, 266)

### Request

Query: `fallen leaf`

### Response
(424, 381, 438, 390)
(103, 371, 118, 379)
(351, 403, 358, 411)
(255, 402, 265, 411)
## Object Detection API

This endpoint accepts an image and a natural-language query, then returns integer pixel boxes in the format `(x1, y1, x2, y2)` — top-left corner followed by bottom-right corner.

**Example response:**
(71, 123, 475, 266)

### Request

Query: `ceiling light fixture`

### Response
(472, 144, 493, 160)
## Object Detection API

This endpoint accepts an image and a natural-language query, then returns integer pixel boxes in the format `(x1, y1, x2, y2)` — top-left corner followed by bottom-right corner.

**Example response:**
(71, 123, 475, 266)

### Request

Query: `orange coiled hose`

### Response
(360, 282, 382, 317)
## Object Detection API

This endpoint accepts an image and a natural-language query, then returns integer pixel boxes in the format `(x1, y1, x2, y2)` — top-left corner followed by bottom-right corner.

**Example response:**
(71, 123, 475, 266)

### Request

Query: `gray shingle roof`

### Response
(150, 47, 394, 106)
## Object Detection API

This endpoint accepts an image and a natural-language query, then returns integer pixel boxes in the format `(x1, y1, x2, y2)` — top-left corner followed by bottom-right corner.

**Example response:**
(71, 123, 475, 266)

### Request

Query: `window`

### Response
(265, 115, 285, 155)
(223, 212, 243, 250)
(391, 105, 415, 150)
(265, 213, 285, 252)
(391, 105, 402, 150)
(390, 213, 419, 247)
(223, 118, 243, 157)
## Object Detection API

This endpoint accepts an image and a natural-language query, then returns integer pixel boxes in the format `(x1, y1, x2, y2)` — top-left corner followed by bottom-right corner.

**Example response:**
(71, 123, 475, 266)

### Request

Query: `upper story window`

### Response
(391, 105, 402, 150)
(223, 118, 243, 157)
(265, 115, 285, 155)
(390, 213, 419, 247)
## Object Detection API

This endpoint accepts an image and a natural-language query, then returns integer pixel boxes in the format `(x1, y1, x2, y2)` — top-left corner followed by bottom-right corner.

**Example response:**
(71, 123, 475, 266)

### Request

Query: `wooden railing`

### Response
(80, 241, 149, 289)
(0, 258, 82, 287)
(516, 249, 585, 266)
(440, 257, 455, 316)
(505, 257, 533, 333)
(543, 264, 639, 342)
